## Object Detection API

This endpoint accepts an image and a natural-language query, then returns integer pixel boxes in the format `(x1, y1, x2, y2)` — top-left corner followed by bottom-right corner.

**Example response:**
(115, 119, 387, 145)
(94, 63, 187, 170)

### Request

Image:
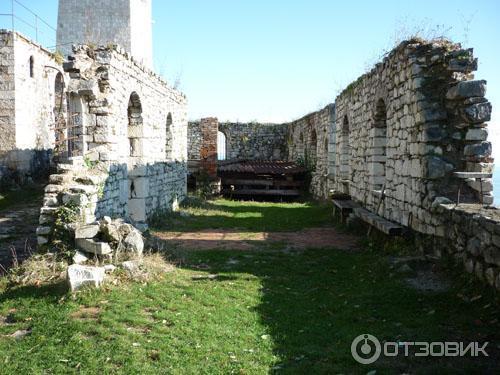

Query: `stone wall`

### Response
(218, 122, 288, 161)
(286, 105, 335, 199)
(332, 39, 492, 236)
(187, 121, 202, 161)
(434, 204, 500, 291)
(38, 43, 187, 245)
(0, 31, 63, 186)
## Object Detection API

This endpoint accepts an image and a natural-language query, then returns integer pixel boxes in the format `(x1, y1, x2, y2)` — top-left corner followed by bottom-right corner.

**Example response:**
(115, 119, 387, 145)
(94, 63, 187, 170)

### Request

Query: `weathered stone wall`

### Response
(38, 44, 187, 244)
(332, 39, 492, 236)
(218, 122, 288, 161)
(434, 204, 500, 291)
(286, 105, 335, 199)
(187, 121, 202, 161)
(0, 31, 63, 186)
(57, 0, 153, 67)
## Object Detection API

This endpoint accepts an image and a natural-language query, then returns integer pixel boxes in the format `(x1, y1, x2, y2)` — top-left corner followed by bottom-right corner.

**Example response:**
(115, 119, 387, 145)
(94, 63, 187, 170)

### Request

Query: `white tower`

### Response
(56, 0, 153, 67)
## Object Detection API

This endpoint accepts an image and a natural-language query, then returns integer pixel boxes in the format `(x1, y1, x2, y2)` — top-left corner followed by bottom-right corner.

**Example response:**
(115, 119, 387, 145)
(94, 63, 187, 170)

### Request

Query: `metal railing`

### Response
(0, 0, 57, 50)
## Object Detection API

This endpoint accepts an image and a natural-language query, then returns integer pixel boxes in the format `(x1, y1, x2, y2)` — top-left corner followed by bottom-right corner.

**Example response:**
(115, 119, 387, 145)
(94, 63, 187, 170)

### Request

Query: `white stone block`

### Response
(67, 265, 105, 292)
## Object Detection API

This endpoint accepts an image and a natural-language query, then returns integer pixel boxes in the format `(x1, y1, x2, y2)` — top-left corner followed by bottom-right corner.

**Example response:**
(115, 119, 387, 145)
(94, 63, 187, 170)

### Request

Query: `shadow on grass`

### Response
(177, 247, 500, 373)
(0, 280, 68, 305)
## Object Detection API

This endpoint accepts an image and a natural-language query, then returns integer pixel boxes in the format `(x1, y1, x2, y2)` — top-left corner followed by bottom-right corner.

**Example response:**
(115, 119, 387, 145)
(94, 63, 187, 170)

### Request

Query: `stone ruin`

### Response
(187, 38, 499, 292)
(0, 1, 498, 294)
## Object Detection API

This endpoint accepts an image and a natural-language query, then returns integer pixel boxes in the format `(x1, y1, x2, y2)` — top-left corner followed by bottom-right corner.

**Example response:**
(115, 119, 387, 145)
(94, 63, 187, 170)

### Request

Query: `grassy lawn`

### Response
(0, 199, 499, 374)
(150, 198, 333, 232)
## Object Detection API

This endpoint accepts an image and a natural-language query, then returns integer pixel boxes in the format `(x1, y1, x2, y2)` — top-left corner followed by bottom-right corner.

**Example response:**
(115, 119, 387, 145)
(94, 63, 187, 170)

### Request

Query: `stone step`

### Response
(353, 207, 404, 236)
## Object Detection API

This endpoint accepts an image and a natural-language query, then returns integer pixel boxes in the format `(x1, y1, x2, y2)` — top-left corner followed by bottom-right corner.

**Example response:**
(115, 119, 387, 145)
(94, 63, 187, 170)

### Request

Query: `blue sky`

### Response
(1, 0, 499, 153)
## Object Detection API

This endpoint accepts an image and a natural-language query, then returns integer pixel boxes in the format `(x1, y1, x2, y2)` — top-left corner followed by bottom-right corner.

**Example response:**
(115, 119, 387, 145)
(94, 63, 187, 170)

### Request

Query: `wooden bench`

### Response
(353, 207, 404, 236)
(332, 199, 359, 224)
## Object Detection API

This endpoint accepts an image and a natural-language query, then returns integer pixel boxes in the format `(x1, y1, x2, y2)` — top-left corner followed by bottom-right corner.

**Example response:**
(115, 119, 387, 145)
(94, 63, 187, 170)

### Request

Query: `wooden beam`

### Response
(222, 189, 301, 196)
(222, 178, 303, 187)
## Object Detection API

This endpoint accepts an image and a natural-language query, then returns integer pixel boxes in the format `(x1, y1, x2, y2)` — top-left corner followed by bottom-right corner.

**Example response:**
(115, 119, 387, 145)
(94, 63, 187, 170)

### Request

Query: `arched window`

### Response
(29, 56, 34, 78)
(127, 92, 143, 160)
(339, 115, 351, 180)
(165, 112, 173, 159)
(372, 99, 387, 191)
(217, 131, 227, 161)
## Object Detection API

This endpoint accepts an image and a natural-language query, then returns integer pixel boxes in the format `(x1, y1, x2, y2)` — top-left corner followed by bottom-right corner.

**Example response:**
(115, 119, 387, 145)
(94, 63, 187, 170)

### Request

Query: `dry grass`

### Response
(7, 253, 69, 287)
(4, 250, 175, 291)
(108, 252, 176, 285)
(70, 306, 101, 321)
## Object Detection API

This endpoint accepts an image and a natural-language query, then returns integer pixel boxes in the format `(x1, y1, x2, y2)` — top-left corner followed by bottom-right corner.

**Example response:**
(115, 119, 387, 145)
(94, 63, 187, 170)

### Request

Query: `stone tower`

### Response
(56, 0, 153, 67)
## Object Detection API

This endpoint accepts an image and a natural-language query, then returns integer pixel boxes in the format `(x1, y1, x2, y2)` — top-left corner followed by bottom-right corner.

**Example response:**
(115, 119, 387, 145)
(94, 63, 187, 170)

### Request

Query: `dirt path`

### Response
(0, 201, 40, 273)
(153, 227, 359, 251)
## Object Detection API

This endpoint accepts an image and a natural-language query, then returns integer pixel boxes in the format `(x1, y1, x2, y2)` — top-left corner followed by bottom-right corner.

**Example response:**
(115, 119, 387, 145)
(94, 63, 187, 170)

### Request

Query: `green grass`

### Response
(0, 199, 499, 374)
(150, 198, 333, 232)
(0, 185, 44, 212)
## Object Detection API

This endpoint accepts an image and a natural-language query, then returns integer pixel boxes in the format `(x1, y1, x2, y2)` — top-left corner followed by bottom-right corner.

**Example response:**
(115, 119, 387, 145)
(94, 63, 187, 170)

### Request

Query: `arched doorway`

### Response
(217, 131, 227, 161)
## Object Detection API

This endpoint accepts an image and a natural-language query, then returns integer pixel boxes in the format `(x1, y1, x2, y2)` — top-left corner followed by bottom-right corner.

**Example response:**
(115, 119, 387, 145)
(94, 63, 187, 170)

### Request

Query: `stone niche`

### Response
(37, 44, 188, 245)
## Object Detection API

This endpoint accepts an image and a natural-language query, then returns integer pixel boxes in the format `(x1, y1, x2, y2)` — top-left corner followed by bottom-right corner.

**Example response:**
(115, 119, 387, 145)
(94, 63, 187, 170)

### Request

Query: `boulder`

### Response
(76, 238, 112, 255)
(123, 230, 144, 257)
(100, 223, 121, 243)
(75, 224, 100, 239)
(73, 251, 89, 265)
(122, 260, 141, 276)
(67, 265, 105, 292)
(104, 264, 117, 273)
(118, 223, 134, 237)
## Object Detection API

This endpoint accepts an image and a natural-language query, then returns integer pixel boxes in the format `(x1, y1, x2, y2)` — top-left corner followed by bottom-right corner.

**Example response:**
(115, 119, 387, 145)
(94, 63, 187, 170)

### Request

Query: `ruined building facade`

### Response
(0, 31, 63, 185)
(28, 0, 186, 243)
(188, 39, 499, 291)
